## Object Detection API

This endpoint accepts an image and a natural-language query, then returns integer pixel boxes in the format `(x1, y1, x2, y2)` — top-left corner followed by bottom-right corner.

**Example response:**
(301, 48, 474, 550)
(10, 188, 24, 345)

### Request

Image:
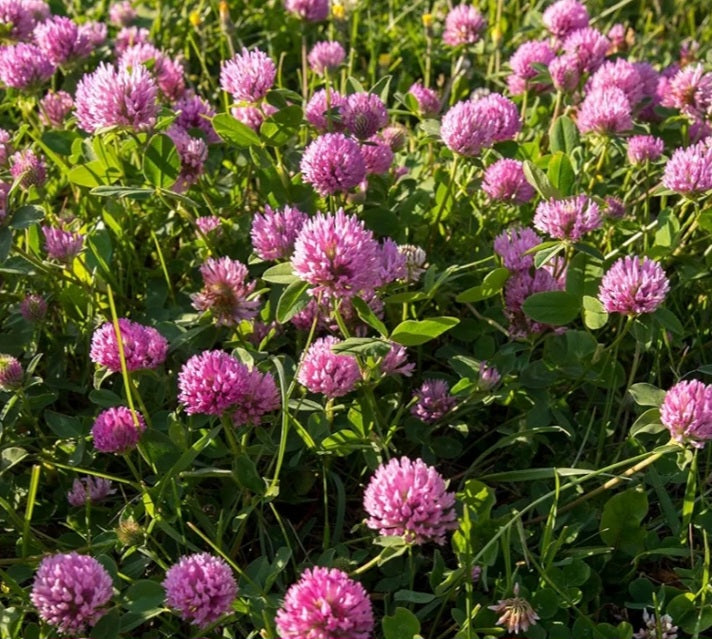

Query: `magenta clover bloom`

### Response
(661, 63, 712, 120)
(39, 90, 74, 127)
(443, 4, 486, 47)
(275, 567, 374, 639)
(0, 0, 37, 40)
(482, 159, 535, 204)
(10, 149, 46, 188)
(308, 41, 346, 75)
(598, 255, 669, 315)
(31, 552, 113, 635)
(0, 43, 54, 89)
(67, 476, 116, 507)
(42, 226, 84, 263)
(251, 204, 308, 261)
(167, 125, 208, 192)
(341, 92, 388, 140)
(119, 42, 185, 101)
(109, 0, 136, 26)
(627, 135, 664, 164)
(588, 58, 644, 107)
(361, 137, 394, 175)
(34, 16, 91, 66)
(534, 195, 601, 241)
(411, 379, 457, 423)
(300, 133, 366, 196)
(549, 54, 580, 92)
(0, 354, 23, 391)
(220, 47, 276, 103)
(408, 81, 441, 117)
(75, 62, 158, 133)
(363, 456, 458, 545)
(494, 227, 541, 272)
(542, 0, 589, 39)
(90, 318, 168, 373)
(576, 87, 632, 135)
(114, 25, 150, 54)
(92, 406, 146, 454)
(0, 128, 11, 165)
(174, 92, 219, 142)
(507, 40, 555, 94)
(305, 89, 346, 132)
(504, 269, 565, 337)
(163, 553, 237, 628)
(663, 142, 712, 194)
(297, 336, 361, 398)
(563, 27, 609, 74)
(284, 0, 329, 21)
(19, 293, 47, 322)
(660, 380, 712, 448)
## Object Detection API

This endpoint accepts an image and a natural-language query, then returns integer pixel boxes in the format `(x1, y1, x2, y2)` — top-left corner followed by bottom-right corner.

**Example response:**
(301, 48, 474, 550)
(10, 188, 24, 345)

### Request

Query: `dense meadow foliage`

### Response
(1, 0, 712, 637)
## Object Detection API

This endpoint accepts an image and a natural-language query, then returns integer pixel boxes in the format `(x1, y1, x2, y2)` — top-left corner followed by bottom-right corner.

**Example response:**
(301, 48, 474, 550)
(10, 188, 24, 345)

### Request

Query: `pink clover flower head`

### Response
(489, 583, 540, 635)
(607, 23, 629, 54)
(177, 350, 250, 416)
(300, 133, 366, 196)
(482, 158, 535, 204)
(231, 103, 277, 131)
(174, 92, 219, 142)
(42, 226, 84, 263)
(220, 47, 275, 103)
(163, 553, 237, 628)
(507, 40, 555, 94)
(109, 0, 136, 26)
(549, 54, 580, 92)
(380, 342, 415, 377)
(474, 92, 521, 142)
(660, 380, 712, 448)
(0, 128, 12, 165)
(31, 552, 113, 635)
(166, 125, 207, 192)
(291, 208, 380, 297)
(399, 244, 427, 282)
(542, 0, 589, 39)
(377, 237, 408, 285)
(0, 354, 23, 391)
(19, 293, 47, 322)
(411, 379, 457, 423)
(478, 362, 501, 390)
(494, 227, 541, 271)
(231, 368, 280, 426)
(0, 181, 8, 222)
(661, 63, 712, 120)
(505, 269, 565, 337)
(381, 124, 407, 151)
(75, 62, 158, 133)
(598, 255, 669, 315)
(0, 43, 54, 89)
(297, 336, 361, 398)
(308, 40, 346, 75)
(39, 90, 74, 127)
(441, 100, 488, 156)
(534, 195, 601, 241)
(408, 81, 441, 117)
(196, 215, 221, 235)
(114, 25, 149, 54)
(0, 0, 36, 40)
(21, 0, 49, 23)
(275, 567, 374, 639)
(443, 4, 486, 47)
(577, 86, 632, 135)
(342, 92, 388, 139)
(627, 135, 664, 164)
(363, 456, 458, 544)
(587, 58, 644, 107)
(67, 476, 116, 506)
(10, 148, 46, 188)
(79, 21, 108, 47)
(605, 196, 625, 219)
(305, 88, 345, 132)
(251, 204, 308, 261)
(662, 142, 712, 194)
(191, 256, 259, 326)
(119, 42, 185, 101)
(92, 406, 146, 453)
(563, 27, 609, 74)
(34, 16, 91, 66)
(690, 119, 712, 144)
(284, 0, 329, 21)
(90, 318, 168, 372)
(361, 137, 394, 175)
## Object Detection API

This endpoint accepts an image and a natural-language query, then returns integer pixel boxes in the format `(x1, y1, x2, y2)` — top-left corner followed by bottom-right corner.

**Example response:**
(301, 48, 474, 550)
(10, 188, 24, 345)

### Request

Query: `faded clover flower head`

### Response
(341, 92, 388, 139)
(408, 81, 441, 117)
(442, 4, 486, 47)
(75, 62, 158, 133)
(363, 456, 458, 545)
(633, 609, 679, 639)
(109, 0, 136, 26)
(178, 350, 250, 416)
(661, 63, 712, 120)
(482, 158, 535, 204)
(90, 318, 168, 372)
(19, 293, 47, 322)
(0, 354, 23, 391)
(42, 226, 84, 263)
(399, 244, 427, 282)
(191, 256, 259, 326)
(291, 208, 380, 297)
(605, 196, 626, 219)
(220, 47, 276, 103)
(660, 379, 712, 448)
(542, 0, 589, 39)
(598, 255, 669, 315)
(663, 142, 712, 194)
(39, 90, 74, 127)
(297, 336, 361, 398)
(31, 552, 113, 635)
(92, 406, 146, 454)
(67, 476, 116, 507)
(627, 135, 664, 164)
(300, 133, 367, 195)
(308, 41, 346, 75)
(251, 204, 308, 261)
(576, 87, 632, 135)
(489, 583, 540, 635)
(411, 379, 457, 423)
(275, 567, 374, 639)
(494, 226, 541, 272)
(534, 195, 602, 241)
(284, 0, 329, 22)
(563, 27, 609, 74)
(305, 88, 346, 132)
(163, 553, 237, 628)
(0, 43, 54, 89)
(10, 149, 46, 188)
(34, 15, 91, 66)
